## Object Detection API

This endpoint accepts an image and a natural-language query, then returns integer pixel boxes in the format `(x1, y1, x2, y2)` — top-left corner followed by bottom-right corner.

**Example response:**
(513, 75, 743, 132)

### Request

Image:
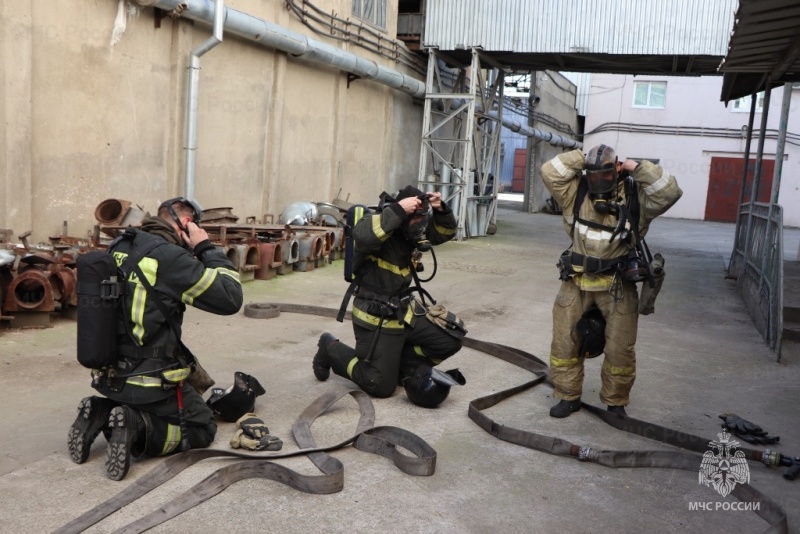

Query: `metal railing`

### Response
(729, 202, 784, 361)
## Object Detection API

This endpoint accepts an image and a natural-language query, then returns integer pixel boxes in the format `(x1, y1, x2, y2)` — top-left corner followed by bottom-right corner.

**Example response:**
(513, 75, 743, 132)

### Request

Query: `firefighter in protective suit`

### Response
(312, 185, 464, 406)
(541, 145, 682, 417)
(67, 198, 243, 480)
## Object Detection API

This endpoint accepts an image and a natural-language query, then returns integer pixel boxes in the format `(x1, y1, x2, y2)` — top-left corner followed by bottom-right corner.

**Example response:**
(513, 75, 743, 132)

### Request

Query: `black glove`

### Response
(719, 413, 780, 445)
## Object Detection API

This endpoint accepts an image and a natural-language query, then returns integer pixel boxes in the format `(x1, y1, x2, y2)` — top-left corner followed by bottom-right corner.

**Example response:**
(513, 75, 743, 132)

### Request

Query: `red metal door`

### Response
(512, 148, 527, 193)
(704, 157, 774, 222)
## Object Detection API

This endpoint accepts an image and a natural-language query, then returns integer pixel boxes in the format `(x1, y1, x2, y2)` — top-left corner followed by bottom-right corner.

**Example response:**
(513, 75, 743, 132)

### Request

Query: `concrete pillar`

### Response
(1, 0, 33, 235)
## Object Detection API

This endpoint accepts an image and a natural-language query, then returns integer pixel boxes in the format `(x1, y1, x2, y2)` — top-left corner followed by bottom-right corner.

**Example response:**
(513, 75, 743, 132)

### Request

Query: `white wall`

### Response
(583, 74, 800, 227)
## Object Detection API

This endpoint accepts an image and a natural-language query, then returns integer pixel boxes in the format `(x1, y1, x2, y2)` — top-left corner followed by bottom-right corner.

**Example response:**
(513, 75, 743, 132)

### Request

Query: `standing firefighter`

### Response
(313, 185, 466, 408)
(541, 145, 682, 418)
(68, 198, 243, 480)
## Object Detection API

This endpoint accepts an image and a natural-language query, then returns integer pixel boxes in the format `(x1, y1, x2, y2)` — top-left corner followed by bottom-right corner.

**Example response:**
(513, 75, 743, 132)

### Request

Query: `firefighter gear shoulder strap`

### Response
(571, 175, 641, 237)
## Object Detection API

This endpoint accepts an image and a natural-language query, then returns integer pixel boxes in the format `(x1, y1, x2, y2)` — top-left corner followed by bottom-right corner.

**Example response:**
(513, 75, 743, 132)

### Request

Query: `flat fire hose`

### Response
(55, 388, 435, 534)
(56, 304, 788, 533)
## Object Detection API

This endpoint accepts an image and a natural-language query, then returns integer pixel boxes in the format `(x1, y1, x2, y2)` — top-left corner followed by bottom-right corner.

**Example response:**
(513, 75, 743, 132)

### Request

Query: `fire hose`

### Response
(56, 304, 790, 534)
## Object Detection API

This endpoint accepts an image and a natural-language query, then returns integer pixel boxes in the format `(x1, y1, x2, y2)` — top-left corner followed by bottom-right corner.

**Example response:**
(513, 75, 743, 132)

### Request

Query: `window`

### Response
(352, 0, 387, 30)
(632, 81, 667, 109)
(730, 92, 765, 113)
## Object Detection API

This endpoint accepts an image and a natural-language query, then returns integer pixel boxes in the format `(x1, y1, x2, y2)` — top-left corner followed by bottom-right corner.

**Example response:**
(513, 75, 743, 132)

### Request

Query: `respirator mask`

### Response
(404, 194, 433, 251)
(584, 166, 619, 215)
(583, 144, 621, 216)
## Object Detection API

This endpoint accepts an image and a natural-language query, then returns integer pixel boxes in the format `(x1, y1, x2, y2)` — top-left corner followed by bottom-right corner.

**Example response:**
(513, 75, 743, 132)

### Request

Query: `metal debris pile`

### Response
(0, 197, 351, 329)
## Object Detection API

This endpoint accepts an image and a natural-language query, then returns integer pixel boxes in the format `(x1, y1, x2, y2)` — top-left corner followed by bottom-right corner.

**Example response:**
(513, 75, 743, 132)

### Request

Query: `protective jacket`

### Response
(541, 149, 682, 291)
(93, 218, 242, 404)
(350, 201, 457, 334)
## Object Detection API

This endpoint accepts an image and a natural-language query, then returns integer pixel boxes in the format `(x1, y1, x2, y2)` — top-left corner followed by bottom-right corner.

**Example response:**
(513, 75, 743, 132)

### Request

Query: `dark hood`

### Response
(139, 216, 181, 245)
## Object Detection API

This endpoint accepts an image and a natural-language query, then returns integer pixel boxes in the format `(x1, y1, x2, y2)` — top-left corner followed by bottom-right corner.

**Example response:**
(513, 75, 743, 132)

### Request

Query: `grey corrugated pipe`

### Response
(184, 0, 224, 200)
(131, 0, 426, 98)
(444, 100, 581, 149)
(491, 109, 581, 149)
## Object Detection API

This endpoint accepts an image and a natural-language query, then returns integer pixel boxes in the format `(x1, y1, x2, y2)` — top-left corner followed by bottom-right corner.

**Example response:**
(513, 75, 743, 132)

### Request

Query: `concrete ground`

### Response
(1, 199, 799, 534)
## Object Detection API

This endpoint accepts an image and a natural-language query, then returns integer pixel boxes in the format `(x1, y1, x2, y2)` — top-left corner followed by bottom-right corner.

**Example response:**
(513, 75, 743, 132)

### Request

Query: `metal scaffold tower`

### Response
(417, 48, 505, 240)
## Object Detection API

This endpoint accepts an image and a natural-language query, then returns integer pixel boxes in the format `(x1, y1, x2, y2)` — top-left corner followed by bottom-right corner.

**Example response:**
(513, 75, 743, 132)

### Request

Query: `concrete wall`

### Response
(583, 73, 800, 227)
(0, 0, 423, 242)
(529, 71, 579, 212)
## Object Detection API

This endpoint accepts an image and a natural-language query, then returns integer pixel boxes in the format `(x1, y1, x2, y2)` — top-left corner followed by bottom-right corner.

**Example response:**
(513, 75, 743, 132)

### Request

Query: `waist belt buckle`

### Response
(583, 256, 600, 273)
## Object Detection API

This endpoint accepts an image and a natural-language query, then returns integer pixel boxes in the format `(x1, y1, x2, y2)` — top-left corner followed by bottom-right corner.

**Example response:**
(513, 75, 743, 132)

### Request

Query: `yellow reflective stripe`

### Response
(366, 255, 410, 277)
(346, 357, 359, 378)
(371, 215, 387, 241)
(434, 223, 455, 236)
(131, 257, 158, 343)
(125, 375, 164, 387)
(603, 361, 635, 376)
(643, 169, 670, 195)
(217, 267, 240, 282)
(552, 156, 575, 178)
(182, 268, 217, 306)
(162, 368, 191, 382)
(160, 424, 181, 455)
(413, 345, 425, 356)
(575, 273, 614, 291)
(550, 356, 581, 368)
(575, 221, 616, 243)
(352, 307, 404, 329)
(403, 306, 414, 324)
(131, 284, 147, 343)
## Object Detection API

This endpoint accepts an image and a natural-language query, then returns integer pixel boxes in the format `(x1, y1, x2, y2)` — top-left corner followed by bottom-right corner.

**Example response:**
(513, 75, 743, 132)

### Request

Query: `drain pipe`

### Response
(183, 0, 224, 200)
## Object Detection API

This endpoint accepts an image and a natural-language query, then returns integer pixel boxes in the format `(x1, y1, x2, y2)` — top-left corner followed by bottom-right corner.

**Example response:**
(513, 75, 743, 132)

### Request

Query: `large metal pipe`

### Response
(492, 110, 582, 149)
(132, 0, 426, 98)
(443, 100, 581, 149)
(184, 0, 224, 200)
(132, 0, 577, 163)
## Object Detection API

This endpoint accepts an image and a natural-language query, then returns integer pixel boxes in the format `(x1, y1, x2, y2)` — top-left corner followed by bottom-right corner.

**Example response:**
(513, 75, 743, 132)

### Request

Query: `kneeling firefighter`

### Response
(541, 145, 682, 418)
(68, 198, 243, 481)
(313, 185, 467, 407)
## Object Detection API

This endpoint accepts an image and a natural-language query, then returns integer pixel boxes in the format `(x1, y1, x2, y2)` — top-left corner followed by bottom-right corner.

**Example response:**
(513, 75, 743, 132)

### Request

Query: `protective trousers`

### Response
(328, 317, 462, 398)
(134, 383, 217, 457)
(550, 278, 639, 406)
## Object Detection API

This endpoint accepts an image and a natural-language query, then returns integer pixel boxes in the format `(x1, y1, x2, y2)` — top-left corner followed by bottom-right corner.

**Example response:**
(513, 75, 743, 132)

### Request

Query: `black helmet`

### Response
(403, 365, 466, 408)
(206, 372, 266, 422)
(576, 306, 606, 358)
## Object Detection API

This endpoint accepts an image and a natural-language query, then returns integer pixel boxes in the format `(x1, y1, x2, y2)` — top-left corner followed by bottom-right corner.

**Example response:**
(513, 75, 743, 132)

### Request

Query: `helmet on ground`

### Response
(206, 372, 266, 422)
(576, 306, 606, 358)
(403, 365, 466, 408)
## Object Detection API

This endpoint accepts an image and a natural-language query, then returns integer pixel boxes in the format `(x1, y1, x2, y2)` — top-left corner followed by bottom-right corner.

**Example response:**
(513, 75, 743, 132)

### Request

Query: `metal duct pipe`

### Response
(492, 110, 582, 149)
(131, 0, 426, 98)
(184, 0, 224, 200)
(444, 100, 580, 149)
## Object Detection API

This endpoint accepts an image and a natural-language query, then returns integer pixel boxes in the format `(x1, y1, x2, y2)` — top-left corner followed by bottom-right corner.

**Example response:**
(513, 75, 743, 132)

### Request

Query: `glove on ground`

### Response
(719, 413, 780, 445)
